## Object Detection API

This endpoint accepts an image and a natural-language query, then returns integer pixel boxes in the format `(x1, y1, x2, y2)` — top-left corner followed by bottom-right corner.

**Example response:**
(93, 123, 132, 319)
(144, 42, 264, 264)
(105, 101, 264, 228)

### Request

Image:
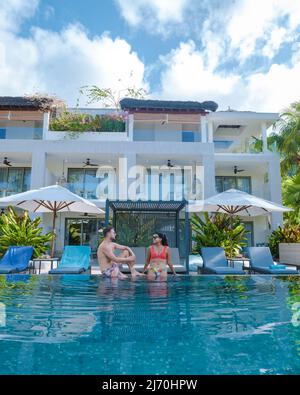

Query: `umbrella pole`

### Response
(51, 207, 57, 258)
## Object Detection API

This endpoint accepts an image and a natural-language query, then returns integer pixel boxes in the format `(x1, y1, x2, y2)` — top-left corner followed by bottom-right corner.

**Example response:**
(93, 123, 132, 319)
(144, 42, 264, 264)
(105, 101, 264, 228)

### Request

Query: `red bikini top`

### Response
(150, 245, 168, 260)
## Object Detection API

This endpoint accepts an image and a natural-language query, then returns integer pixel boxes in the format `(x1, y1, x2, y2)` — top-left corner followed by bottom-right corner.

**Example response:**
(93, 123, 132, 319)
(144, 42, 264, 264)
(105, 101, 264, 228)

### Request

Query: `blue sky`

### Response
(0, 0, 300, 111)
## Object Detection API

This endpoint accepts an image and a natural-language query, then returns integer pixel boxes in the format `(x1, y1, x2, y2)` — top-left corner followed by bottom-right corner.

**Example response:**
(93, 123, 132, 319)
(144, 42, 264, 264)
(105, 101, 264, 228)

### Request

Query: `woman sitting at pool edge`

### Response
(143, 233, 176, 279)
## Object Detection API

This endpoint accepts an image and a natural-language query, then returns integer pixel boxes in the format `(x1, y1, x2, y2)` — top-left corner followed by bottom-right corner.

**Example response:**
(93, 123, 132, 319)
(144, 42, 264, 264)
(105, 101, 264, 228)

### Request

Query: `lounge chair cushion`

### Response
(269, 264, 286, 270)
(251, 266, 297, 275)
(0, 266, 18, 274)
(202, 266, 245, 275)
(49, 267, 87, 274)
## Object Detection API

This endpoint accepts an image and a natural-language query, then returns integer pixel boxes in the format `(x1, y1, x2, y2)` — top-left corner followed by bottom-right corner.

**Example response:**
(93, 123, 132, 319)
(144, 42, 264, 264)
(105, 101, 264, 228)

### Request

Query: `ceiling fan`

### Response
(3, 157, 12, 167)
(234, 165, 245, 174)
(83, 158, 98, 167)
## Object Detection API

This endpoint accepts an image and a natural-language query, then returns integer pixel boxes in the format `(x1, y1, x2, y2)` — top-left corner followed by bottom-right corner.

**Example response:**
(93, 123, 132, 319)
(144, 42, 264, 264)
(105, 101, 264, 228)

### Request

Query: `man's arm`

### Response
(113, 243, 135, 256)
(103, 244, 135, 263)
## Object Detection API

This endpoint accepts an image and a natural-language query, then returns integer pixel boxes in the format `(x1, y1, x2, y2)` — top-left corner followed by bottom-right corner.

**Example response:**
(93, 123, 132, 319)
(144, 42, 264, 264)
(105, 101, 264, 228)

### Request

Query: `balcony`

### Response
(0, 120, 43, 140)
(46, 109, 129, 141)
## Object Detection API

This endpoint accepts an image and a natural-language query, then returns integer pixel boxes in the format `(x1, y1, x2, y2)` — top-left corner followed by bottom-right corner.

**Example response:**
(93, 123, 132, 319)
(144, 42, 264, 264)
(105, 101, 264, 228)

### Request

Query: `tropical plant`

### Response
(190, 212, 248, 258)
(50, 112, 125, 133)
(268, 224, 300, 258)
(275, 101, 300, 176)
(0, 206, 53, 258)
(79, 75, 147, 110)
(281, 174, 300, 224)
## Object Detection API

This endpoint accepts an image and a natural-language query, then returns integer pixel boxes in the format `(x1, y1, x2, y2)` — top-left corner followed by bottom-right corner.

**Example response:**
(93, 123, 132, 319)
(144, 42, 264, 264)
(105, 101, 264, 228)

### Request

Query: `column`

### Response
(261, 122, 268, 153)
(118, 154, 136, 200)
(268, 155, 283, 229)
(30, 151, 46, 189)
(43, 111, 50, 139)
(127, 114, 134, 140)
(207, 121, 214, 143)
(200, 116, 207, 143)
(202, 154, 216, 198)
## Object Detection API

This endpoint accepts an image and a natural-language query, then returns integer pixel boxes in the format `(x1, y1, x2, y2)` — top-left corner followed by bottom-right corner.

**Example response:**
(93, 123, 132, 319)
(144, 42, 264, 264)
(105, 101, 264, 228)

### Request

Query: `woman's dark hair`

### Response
(156, 232, 168, 246)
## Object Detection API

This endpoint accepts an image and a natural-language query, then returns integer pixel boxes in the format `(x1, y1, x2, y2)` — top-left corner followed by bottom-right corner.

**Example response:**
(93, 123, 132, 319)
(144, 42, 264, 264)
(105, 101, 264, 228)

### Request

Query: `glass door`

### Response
(65, 218, 101, 253)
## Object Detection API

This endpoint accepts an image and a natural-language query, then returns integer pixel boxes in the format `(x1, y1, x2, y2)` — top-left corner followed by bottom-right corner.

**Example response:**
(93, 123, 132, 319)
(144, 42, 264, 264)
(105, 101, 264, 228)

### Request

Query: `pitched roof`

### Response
(0, 96, 63, 111)
(120, 98, 218, 113)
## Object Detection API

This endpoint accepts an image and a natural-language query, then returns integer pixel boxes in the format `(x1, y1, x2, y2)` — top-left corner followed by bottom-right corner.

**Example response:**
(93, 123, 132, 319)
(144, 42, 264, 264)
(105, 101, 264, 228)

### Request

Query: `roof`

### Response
(108, 200, 187, 212)
(120, 98, 218, 113)
(0, 96, 64, 111)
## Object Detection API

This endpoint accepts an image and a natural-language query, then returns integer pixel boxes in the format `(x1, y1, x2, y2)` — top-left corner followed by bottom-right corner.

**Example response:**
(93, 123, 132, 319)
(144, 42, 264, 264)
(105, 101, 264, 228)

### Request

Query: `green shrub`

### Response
(50, 112, 125, 133)
(0, 206, 53, 258)
(269, 225, 300, 258)
(191, 212, 248, 258)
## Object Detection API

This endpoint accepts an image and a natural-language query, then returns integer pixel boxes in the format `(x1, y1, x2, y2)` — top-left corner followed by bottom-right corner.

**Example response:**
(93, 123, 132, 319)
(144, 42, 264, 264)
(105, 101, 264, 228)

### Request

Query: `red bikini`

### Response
(150, 245, 168, 260)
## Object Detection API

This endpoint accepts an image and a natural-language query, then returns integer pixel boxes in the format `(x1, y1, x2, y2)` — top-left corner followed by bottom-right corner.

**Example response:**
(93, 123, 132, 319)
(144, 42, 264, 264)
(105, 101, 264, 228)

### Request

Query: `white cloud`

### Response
(0, 2, 147, 106)
(115, 0, 188, 34)
(226, 0, 300, 60)
(158, 40, 300, 112)
(0, 0, 39, 33)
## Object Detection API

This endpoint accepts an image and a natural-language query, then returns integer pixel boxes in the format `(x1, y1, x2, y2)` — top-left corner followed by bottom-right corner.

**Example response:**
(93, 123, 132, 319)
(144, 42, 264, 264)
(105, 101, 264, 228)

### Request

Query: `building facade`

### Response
(0, 96, 282, 255)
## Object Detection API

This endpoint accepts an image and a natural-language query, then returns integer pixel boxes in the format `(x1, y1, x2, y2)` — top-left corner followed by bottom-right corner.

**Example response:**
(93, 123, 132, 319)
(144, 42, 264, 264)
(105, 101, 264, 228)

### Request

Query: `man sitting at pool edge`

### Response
(97, 226, 143, 278)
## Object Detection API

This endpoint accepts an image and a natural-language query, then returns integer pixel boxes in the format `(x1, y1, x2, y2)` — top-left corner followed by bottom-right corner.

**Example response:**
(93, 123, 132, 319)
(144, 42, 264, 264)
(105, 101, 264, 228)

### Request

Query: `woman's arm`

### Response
(166, 248, 176, 275)
(143, 248, 151, 273)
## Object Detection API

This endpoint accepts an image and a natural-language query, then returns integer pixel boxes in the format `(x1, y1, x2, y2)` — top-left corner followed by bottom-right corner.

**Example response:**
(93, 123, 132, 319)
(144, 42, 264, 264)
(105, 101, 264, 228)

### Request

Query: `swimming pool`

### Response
(0, 274, 299, 375)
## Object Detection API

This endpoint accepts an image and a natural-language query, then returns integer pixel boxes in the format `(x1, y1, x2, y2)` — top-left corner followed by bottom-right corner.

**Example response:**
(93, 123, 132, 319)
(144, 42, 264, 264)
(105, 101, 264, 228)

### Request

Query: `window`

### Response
(0, 129, 6, 139)
(215, 176, 251, 194)
(67, 168, 108, 199)
(0, 168, 31, 197)
(182, 131, 194, 142)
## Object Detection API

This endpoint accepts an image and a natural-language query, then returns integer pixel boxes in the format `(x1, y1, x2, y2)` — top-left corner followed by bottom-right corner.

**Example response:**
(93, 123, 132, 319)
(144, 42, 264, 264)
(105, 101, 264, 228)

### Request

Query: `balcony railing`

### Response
(0, 124, 43, 140)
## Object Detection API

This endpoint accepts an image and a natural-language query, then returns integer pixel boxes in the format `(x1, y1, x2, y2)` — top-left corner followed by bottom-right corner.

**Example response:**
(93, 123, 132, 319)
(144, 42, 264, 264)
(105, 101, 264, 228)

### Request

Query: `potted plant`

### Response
(269, 225, 300, 265)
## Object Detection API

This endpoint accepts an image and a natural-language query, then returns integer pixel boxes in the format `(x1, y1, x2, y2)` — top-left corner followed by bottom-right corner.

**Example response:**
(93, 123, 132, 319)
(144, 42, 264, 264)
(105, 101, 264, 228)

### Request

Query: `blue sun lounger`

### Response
(0, 246, 33, 274)
(49, 246, 91, 274)
(201, 247, 245, 275)
(248, 247, 298, 274)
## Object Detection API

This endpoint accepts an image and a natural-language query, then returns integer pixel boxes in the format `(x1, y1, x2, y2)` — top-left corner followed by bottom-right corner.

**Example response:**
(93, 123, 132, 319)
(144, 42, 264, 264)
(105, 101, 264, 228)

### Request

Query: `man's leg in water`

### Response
(119, 249, 143, 276)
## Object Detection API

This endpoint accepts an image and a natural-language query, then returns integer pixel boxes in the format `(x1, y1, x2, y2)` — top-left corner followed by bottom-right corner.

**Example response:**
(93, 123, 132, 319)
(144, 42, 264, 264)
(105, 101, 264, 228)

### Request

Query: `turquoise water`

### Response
(0, 274, 300, 375)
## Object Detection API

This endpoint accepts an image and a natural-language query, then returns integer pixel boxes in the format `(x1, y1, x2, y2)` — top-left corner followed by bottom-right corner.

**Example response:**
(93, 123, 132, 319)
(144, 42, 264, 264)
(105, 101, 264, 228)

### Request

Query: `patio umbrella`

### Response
(189, 188, 292, 258)
(0, 184, 104, 257)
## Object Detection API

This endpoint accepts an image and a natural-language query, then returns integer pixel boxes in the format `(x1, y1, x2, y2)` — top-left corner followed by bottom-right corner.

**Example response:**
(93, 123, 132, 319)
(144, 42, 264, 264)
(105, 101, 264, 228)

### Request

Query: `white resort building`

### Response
(0, 96, 282, 263)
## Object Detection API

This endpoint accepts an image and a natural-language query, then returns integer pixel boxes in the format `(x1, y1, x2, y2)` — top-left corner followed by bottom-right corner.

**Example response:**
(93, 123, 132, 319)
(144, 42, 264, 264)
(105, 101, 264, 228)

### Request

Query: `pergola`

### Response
(105, 199, 190, 273)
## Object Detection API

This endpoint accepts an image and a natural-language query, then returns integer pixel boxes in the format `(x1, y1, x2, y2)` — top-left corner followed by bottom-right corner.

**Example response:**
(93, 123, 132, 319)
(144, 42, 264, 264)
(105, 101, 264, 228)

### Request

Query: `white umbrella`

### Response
(189, 189, 292, 216)
(189, 189, 292, 258)
(0, 184, 104, 257)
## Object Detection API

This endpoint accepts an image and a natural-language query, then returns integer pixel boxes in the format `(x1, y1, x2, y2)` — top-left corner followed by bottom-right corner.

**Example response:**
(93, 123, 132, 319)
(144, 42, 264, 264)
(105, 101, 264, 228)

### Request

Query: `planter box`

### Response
(279, 243, 300, 267)
(45, 130, 129, 141)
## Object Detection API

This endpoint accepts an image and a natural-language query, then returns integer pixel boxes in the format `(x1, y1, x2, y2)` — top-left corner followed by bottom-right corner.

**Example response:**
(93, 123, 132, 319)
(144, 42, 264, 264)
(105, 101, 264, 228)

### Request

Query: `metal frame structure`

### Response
(105, 199, 190, 273)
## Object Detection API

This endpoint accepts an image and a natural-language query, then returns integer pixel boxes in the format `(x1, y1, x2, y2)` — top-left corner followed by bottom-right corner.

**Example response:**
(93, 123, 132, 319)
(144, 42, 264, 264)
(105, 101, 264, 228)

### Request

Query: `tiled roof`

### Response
(0, 96, 62, 111)
(120, 98, 218, 113)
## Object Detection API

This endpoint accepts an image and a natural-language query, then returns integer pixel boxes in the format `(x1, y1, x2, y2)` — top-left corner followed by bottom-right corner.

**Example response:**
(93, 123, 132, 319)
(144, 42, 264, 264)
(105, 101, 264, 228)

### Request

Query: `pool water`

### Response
(0, 274, 300, 375)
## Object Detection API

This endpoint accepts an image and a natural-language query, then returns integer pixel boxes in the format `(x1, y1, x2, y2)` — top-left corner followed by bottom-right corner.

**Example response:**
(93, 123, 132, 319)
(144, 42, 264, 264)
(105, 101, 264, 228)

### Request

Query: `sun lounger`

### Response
(0, 246, 33, 274)
(49, 246, 91, 274)
(248, 247, 298, 274)
(201, 247, 245, 275)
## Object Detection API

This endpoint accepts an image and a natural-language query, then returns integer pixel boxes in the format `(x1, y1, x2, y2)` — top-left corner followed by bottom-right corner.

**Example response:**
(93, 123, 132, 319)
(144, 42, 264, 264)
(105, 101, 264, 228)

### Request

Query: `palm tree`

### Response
(275, 101, 300, 176)
(282, 174, 300, 224)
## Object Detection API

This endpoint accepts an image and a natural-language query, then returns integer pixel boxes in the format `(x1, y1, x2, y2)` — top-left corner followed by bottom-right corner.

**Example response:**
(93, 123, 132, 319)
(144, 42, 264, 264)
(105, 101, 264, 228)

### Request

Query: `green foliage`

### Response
(275, 101, 300, 176)
(269, 224, 300, 258)
(79, 80, 147, 109)
(282, 174, 300, 224)
(50, 112, 125, 133)
(0, 207, 53, 258)
(190, 212, 248, 258)
(116, 213, 156, 247)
